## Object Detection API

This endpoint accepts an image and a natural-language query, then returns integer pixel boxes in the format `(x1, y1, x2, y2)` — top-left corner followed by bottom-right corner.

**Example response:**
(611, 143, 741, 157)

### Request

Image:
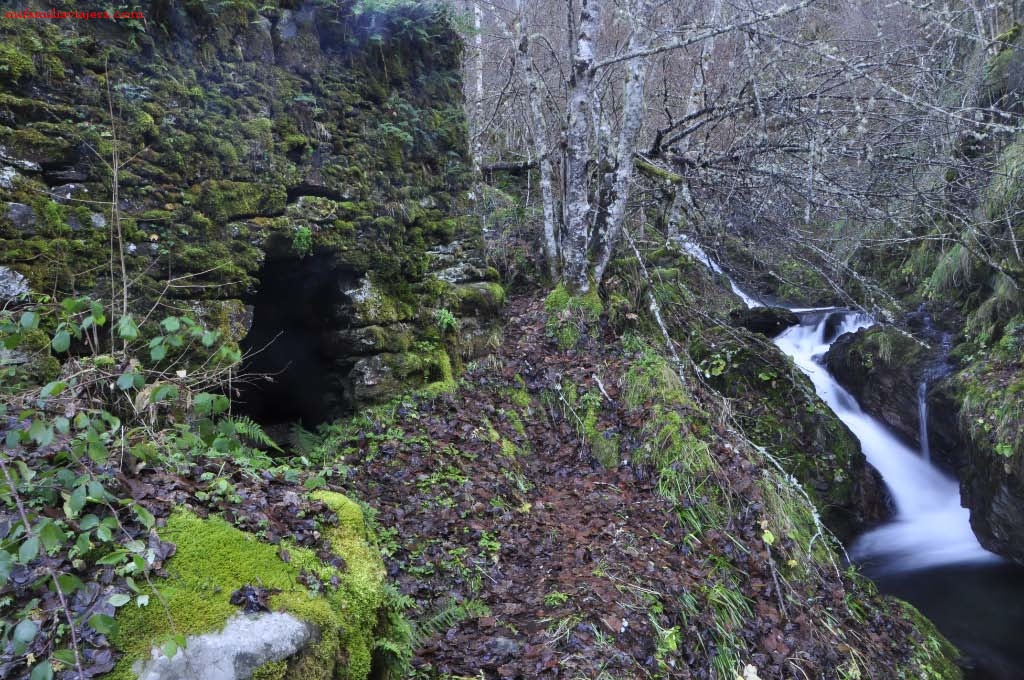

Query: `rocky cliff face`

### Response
(0, 0, 500, 423)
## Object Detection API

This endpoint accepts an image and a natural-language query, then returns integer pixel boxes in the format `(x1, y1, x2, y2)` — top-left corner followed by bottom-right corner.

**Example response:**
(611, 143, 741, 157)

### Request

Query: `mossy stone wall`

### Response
(0, 0, 501, 414)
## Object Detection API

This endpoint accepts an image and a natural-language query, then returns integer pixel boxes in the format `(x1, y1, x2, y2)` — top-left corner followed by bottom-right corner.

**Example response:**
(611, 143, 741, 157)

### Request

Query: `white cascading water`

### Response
(773, 313, 997, 573)
(674, 236, 997, 573)
(918, 380, 931, 463)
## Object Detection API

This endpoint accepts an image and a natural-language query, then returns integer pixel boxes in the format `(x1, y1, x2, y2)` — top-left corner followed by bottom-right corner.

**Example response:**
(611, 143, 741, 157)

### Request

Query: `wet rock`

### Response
(824, 325, 929, 451)
(0, 149, 41, 172)
(487, 636, 521, 658)
(962, 453, 1024, 564)
(0, 267, 28, 299)
(728, 306, 799, 337)
(691, 326, 892, 540)
(4, 202, 35, 233)
(43, 167, 89, 183)
(322, 324, 413, 356)
(134, 612, 316, 680)
(0, 166, 20, 189)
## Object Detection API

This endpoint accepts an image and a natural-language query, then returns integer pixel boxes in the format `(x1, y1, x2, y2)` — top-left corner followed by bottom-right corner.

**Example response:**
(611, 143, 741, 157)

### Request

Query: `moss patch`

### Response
(106, 494, 385, 680)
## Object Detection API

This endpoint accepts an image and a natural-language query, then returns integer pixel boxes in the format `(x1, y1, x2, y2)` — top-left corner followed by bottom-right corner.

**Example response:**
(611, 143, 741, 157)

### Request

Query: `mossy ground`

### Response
(106, 491, 385, 680)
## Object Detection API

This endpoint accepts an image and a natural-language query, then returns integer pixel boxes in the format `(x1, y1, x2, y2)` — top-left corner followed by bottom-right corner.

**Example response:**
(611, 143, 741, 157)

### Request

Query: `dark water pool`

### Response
(861, 560, 1024, 680)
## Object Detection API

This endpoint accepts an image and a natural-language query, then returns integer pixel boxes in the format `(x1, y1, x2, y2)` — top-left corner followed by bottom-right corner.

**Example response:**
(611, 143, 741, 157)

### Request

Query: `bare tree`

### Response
(466, 0, 1024, 294)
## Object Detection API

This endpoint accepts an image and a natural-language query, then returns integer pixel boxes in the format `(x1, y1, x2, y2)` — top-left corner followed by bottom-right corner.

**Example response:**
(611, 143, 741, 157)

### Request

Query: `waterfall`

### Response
(673, 236, 997, 573)
(774, 312, 995, 573)
(918, 380, 931, 462)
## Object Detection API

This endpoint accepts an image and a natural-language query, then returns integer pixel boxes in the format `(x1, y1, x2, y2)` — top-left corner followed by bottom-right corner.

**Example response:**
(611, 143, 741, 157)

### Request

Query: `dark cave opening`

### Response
(236, 245, 361, 427)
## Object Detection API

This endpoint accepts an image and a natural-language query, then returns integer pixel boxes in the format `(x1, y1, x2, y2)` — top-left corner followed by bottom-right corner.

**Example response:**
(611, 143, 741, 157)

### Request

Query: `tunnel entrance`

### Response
(236, 245, 360, 427)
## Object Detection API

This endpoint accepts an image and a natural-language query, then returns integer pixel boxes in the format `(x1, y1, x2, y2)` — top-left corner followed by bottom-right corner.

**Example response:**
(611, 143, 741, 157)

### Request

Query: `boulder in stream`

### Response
(728, 306, 800, 338)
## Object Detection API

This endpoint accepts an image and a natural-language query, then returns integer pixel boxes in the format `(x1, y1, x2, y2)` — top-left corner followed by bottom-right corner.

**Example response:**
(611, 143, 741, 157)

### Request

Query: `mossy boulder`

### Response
(690, 327, 890, 540)
(105, 491, 387, 680)
(348, 343, 454, 404)
(728, 306, 799, 337)
(824, 325, 930, 450)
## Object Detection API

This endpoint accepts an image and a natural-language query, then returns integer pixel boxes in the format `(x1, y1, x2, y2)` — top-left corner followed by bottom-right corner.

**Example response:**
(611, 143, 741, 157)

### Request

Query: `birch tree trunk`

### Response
(666, 0, 721, 239)
(515, 1, 560, 278)
(562, 0, 601, 292)
(592, 0, 654, 284)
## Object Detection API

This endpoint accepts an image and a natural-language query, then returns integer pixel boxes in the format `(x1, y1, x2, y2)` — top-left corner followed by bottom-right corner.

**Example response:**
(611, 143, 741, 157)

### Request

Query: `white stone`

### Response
(0, 267, 29, 299)
(134, 612, 316, 680)
(0, 166, 19, 189)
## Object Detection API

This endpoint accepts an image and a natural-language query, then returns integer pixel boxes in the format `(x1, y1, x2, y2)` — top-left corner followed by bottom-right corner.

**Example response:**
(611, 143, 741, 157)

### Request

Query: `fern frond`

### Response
(409, 598, 490, 649)
(228, 415, 282, 452)
(289, 423, 319, 457)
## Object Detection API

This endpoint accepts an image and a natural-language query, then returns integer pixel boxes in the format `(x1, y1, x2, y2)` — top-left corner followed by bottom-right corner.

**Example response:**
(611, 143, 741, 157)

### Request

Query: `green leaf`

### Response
(40, 381, 67, 399)
(161, 316, 181, 333)
(96, 549, 127, 565)
(79, 514, 100, 530)
(52, 649, 77, 666)
(28, 419, 54, 446)
(38, 521, 65, 552)
(18, 536, 39, 564)
(29, 661, 53, 680)
(66, 485, 87, 517)
(57, 573, 84, 594)
(0, 550, 12, 585)
(53, 416, 70, 434)
(108, 593, 131, 607)
(161, 638, 179, 658)
(150, 344, 167, 362)
(133, 504, 155, 529)
(96, 525, 112, 542)
(150, 384, 178, 403)
(14, 618, 38, 649)
(51, 329, 71, 353)
(19, 311, 38, 330)
(116, 372, 138, 391)
(117, 315, 139, 341)
(88, 613, 118, 636)
(201, 330, 218, 348)
(73, 412, 90, 430)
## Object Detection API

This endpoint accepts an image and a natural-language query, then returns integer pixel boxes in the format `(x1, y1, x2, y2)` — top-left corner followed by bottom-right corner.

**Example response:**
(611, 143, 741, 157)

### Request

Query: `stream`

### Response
(680, 238, 1024, 680)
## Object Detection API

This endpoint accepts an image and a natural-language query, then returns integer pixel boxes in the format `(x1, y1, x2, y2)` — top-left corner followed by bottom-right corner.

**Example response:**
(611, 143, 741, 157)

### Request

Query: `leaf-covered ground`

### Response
(1, 294, 956, 680)
(325, 296, 954, 679)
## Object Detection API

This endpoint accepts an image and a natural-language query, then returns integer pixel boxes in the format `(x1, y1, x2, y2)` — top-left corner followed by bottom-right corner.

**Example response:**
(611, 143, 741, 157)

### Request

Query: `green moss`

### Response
(253, 660, 288, 680)
(0, 43, 35, 82)
(453, 282, 505, 315)
(894, 601, 963, 680)
(105, 496, 386, 680)
(544, 285, 603, 349)
(348, 279, 414, 326)
(195, 180, 287, 223)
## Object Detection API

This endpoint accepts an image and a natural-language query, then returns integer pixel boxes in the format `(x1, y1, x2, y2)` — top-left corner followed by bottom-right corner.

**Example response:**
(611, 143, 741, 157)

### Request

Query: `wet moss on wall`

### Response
(0, 0, 501, 414)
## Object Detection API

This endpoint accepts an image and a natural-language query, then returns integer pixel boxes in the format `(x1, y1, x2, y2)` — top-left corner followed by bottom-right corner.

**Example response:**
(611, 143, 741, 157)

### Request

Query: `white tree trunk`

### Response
(562, 0, 601, 292)
(516, 1, 560, 278)
(593, 0, 653, 283)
